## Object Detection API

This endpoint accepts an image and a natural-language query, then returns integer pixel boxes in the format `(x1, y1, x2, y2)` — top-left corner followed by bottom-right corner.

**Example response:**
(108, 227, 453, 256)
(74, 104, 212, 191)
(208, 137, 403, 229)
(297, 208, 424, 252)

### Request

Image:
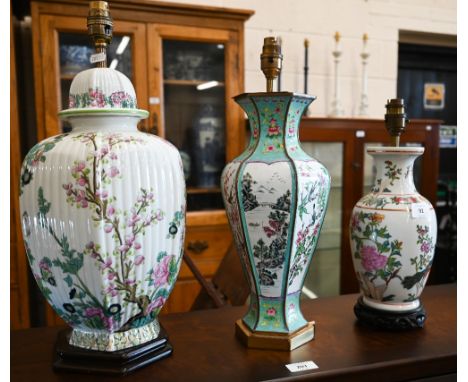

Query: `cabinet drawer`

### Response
(179, 217, 232, 280)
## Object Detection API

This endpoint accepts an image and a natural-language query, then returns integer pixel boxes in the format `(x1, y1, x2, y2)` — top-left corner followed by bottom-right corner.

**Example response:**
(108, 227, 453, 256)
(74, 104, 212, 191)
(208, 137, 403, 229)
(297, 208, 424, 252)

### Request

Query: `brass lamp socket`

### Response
(260, 37, 283, 93)
(87, 1, 113, 67)
(384, 98, 409, 147)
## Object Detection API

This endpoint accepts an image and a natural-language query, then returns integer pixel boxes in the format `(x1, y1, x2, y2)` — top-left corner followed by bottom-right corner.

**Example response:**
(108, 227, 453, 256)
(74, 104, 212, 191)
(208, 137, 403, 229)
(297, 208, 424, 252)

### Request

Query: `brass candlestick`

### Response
(260, 37, 283, 92)
(87, 1, 113, 68)
(384, 98, 409, 147)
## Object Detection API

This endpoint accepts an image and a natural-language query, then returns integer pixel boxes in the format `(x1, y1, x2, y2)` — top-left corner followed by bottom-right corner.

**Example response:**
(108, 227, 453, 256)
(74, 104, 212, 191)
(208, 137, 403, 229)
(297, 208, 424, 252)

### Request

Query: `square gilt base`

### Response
(235, 319, 315, 351)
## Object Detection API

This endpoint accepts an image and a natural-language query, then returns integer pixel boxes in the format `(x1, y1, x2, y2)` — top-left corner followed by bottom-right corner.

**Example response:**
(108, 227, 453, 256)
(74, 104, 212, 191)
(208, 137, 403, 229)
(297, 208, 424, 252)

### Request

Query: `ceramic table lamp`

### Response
(350, 99, 437, 329)
(221, 37, 331, 350)
(19, 1, 185, 374)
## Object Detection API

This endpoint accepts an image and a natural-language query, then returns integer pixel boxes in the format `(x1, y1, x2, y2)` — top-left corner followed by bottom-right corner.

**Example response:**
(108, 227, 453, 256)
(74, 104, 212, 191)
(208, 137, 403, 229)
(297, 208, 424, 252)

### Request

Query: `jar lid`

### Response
(58, 68, 149, 120)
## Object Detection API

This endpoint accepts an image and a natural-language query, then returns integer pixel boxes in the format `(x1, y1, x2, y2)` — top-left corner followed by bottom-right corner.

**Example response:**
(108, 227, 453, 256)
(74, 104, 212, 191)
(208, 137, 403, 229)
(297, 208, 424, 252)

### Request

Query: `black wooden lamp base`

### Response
(53, 326, 172, 376)
(354, 296, 427, 330)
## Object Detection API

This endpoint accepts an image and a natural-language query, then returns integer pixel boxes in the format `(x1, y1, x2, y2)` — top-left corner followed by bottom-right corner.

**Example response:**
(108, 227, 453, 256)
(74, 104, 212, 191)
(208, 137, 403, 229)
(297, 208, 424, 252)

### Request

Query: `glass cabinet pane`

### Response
(301, 142, 343, 297)
(162, 40, 226, 211)
(58, 33, 133, 132)
(363, 142, 423, 195)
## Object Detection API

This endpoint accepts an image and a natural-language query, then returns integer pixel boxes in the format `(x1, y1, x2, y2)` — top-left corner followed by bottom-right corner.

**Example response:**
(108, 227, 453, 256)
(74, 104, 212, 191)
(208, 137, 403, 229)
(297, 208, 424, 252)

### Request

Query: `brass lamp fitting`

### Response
(260, 37, 283, 92)
(87, 1, 113, 68)
(384, 98, 409, 147)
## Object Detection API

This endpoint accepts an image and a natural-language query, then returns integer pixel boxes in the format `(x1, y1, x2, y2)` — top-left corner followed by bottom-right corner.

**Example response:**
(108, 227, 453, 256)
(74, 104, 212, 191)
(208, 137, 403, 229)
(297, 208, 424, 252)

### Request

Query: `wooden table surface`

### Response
(11, 284, 456, 382)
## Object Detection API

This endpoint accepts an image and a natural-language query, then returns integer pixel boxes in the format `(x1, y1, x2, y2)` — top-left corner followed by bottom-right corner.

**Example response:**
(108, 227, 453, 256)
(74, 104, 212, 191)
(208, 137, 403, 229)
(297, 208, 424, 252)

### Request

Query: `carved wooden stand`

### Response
(235, 319, 315, 351)
(354, 296, 427, 330)
(53, 326, 172, 375)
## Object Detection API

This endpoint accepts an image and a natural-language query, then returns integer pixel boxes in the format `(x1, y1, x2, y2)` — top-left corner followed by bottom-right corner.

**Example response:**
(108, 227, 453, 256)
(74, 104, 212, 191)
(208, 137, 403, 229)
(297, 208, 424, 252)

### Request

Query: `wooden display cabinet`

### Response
(14, 0, 253, 326)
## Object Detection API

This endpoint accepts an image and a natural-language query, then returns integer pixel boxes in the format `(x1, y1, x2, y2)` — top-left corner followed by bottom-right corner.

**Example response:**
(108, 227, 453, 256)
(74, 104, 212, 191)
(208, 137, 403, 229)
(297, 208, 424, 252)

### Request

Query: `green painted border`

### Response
(58, 108, 149, 119)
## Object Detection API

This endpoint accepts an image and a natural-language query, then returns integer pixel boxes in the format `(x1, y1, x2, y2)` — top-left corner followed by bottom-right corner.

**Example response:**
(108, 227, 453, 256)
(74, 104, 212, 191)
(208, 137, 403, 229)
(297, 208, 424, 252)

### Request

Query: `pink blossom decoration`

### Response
(144, 296, 165, 316)
(135, 255, 145, 265)
(266, 307, 276, 316)
(108, 166, 120, 178)
(360, 245, 388, 272)
(151, 255, 174, 287)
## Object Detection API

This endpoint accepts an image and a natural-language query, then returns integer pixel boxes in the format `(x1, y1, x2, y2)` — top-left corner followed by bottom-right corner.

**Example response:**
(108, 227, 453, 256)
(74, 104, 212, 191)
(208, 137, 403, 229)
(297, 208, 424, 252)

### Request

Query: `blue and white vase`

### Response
(221, 92, 330, 347)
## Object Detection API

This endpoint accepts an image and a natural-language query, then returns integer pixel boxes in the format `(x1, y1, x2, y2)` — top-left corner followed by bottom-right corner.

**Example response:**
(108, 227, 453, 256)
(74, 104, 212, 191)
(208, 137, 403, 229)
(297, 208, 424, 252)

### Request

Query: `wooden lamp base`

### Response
(53, 326, 173, 376)
(235, 319, 315, 351)
(354, 296, 427, 330)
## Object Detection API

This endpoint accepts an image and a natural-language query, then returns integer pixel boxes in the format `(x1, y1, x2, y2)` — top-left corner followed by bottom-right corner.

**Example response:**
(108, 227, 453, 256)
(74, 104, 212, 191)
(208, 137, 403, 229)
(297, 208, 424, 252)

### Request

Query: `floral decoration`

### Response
(402, 225, 435, 301)
(27, 132, 181, 333)
(350, 211, 403, 301)
(384, 160, 402, 186)
(69, 88, 137, 109)
(20, 134, 68, 194)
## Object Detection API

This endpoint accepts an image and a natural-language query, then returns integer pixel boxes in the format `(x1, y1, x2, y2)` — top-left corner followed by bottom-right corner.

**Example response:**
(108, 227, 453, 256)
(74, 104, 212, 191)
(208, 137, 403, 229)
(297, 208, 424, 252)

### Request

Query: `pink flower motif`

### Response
(100, 146, 109, 156)
(104, 315, 115, 330)
(110, 152, 118, 160)
(134, 242, 142, 250)
(152, 255, 174, 287)
(101, 257, 113, 270)
(127, 214, 141, 227)
(72, 161, 86, 174)
(39, 259, 50, 271)
(267, 118, 280, 136)
(105, 284, 118, 297)
(108, 166, 120, 178)
(107, 205, 115, 216)
(89, 89, 106, 108)
(266, 307, 276, 316)
(135, 255, 145, 265)
(75, 189, 85, 202)
(267, 145, 274, 152)
(313, 223, 320, 236)
(421, 242, 431, 254)
(77, 177, 87, 187)
(62, 183, 73, 196)
(84, 307, 102, 318)
(96, 189, 109, 200)
(86, 241, 95, 250)
(104, 224, 113, 233)
(360, 245, 388, 272)
(125, 234, 135, 246)
(144, 296, 165, 316)
(155, 211, 164, 221)
(69, 96, 76, 108)
(107, 272, 116, 281)
(119, 244, 130, 252)
(125, 279, 135, 286)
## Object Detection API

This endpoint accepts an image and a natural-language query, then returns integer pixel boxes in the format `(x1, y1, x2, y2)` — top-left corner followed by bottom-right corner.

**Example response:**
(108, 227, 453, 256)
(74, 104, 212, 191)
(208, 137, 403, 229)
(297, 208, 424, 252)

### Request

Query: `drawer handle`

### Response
(187, 240, 209, 254)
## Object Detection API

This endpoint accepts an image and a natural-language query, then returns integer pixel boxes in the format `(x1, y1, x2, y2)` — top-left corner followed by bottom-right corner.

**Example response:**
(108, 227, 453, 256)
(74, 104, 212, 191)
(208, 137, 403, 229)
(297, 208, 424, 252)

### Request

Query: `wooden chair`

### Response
(185, 243, 249, 310)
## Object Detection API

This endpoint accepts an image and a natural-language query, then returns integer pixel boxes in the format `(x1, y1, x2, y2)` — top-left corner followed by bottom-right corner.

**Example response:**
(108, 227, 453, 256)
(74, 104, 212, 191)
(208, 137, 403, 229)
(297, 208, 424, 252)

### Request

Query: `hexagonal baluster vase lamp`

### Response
(221, 37, 331, 350)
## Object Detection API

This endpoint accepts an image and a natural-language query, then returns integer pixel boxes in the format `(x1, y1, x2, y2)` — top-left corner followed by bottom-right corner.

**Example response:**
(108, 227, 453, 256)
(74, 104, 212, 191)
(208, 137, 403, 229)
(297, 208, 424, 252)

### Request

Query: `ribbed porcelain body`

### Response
(19, 68, 186, 351)
(221, 93, 331, 334)
(350, 147, 436, 312)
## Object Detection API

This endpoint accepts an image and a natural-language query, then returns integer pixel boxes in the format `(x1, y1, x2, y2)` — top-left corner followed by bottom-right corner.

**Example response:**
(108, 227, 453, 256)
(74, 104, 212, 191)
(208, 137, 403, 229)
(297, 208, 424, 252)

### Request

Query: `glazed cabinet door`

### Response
(147, 24, 243, 312)
(33, 15, 148, 139)
(147, 23, 243, 212)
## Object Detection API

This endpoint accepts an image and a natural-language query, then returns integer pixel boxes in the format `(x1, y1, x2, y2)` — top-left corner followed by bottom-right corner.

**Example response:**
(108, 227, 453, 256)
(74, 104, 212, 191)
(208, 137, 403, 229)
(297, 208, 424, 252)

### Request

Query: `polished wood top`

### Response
(11, 284, 456, 381)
